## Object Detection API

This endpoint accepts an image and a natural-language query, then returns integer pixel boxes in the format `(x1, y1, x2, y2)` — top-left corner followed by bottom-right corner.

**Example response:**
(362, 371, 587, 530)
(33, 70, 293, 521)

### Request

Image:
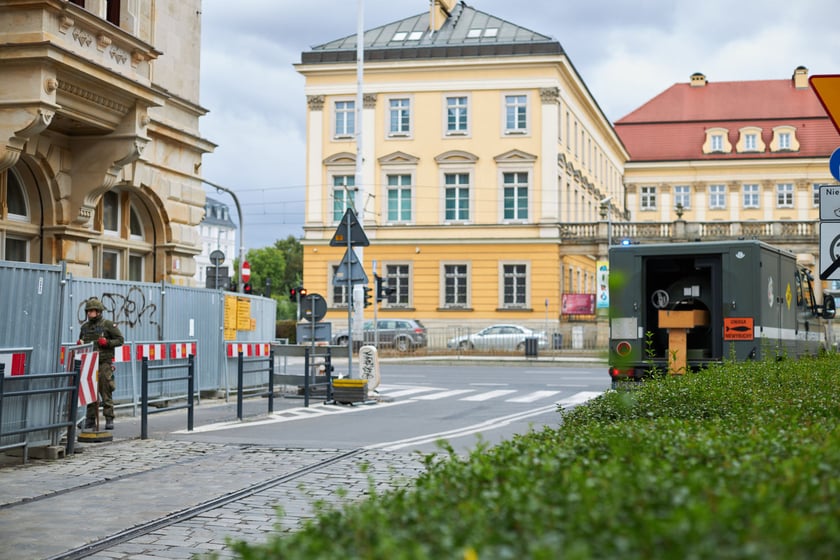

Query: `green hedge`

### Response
(221, 356, 840, 559)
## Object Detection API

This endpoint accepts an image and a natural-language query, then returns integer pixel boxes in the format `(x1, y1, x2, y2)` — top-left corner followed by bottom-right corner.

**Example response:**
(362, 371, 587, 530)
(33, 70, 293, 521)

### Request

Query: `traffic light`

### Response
(375, 274, 384, 302)
(243, 282, 252, 294)
(290, 286, 307, 298)
(363, 286, 372, 308)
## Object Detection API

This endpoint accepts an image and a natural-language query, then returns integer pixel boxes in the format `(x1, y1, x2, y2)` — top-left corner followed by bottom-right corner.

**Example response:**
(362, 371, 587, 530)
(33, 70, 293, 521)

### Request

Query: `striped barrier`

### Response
(0, 351, 26, 377)
(226, 342, 270, 358)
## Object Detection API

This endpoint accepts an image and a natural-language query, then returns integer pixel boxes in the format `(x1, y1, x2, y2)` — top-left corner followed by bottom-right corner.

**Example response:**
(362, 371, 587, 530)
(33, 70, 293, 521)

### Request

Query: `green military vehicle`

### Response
(607, 240, 835, 386)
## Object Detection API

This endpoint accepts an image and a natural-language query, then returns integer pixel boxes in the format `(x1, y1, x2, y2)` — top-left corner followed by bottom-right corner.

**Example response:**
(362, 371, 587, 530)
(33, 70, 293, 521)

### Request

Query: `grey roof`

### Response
(202, 196, 236, 228)
(302, 1, 562, 64)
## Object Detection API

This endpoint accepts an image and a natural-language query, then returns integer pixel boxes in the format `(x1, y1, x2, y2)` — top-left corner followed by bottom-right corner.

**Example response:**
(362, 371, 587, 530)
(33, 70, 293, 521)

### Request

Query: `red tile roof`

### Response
(614, 78, 840, 162)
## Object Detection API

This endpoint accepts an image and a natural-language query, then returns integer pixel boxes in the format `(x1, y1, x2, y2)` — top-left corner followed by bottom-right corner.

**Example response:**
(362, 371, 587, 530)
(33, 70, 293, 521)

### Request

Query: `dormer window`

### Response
(770, 125, 799, 152)
(703, 128, 731, 154)
(736, 127, 765, 153)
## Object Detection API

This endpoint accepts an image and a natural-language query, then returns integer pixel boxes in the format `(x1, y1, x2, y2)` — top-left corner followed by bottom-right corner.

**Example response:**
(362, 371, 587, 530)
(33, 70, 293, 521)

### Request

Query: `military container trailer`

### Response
(607, 240, 836, 386)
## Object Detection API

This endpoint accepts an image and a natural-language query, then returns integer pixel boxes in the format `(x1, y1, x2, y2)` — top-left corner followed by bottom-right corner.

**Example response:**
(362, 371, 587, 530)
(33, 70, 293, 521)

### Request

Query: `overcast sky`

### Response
(198, 0, 839, 250)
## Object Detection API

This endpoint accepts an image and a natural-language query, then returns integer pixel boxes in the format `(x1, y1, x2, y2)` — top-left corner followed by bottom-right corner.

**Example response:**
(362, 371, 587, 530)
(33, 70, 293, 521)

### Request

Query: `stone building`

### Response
(0, 0, 213, 283)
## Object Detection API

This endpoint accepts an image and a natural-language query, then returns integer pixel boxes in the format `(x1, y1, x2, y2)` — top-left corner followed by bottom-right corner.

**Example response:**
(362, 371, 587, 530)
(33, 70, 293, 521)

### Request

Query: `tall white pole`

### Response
(349, 0, 365, 376)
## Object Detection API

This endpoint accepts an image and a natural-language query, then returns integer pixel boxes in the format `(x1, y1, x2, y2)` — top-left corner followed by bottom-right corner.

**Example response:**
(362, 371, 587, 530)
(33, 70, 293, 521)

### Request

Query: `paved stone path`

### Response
(0, 439, 428, 559)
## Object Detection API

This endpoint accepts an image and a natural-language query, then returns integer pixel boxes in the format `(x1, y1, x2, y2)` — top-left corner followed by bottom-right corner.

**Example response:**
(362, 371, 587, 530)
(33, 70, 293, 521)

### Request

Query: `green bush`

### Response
(219, 355, 840, 559)
(275, 320, 297, 343)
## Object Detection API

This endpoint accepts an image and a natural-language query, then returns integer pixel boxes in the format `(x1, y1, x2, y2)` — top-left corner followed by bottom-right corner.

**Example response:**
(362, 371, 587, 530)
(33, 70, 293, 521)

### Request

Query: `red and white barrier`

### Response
(0, 352, 25, 377)
(112, 345, 133, 363)
(77, 351, 99, 406)
(136, 343, 166, 361)
(170, 342, 197, 360)
(226, 342, 271, 358)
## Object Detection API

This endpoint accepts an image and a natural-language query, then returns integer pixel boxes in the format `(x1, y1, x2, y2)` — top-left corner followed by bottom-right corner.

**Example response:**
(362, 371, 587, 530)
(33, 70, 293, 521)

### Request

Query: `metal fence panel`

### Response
(0, 262, 63, 373)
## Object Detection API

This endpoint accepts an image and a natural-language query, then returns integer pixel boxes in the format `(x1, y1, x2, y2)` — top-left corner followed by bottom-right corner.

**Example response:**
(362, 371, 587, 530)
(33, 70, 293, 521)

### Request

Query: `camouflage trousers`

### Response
(86, 361, 115, 421)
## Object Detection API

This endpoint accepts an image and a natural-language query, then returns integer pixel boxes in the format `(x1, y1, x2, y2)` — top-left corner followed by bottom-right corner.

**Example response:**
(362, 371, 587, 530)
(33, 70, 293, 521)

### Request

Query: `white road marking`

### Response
(461, 389, 518, 401)
(413, 389, 476, 400)
(506, 390, 561, 403)
(366, 391, 603, 451)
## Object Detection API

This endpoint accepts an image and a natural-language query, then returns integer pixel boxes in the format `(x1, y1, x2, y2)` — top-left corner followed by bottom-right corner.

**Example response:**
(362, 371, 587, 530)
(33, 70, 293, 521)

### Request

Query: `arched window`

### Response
(1, 168, 35, 262)
(96, 189, 154, 281)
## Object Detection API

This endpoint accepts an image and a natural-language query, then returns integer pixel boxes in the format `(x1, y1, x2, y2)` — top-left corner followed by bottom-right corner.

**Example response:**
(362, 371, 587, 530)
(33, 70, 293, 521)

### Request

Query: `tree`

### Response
(235, 236, 302, 321)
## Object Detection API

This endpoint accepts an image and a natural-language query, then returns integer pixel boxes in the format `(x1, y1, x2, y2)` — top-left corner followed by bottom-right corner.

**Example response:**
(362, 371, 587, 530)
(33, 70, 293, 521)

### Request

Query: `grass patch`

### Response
(216, 355, 840, 559)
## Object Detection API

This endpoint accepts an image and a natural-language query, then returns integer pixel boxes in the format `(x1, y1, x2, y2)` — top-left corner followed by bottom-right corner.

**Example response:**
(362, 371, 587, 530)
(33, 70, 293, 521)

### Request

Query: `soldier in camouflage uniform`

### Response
(77, 297, 124, 430)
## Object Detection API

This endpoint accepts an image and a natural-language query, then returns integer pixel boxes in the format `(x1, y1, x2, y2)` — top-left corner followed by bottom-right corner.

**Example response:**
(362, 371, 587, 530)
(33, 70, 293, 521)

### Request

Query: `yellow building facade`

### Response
(296, 1, 627, 331)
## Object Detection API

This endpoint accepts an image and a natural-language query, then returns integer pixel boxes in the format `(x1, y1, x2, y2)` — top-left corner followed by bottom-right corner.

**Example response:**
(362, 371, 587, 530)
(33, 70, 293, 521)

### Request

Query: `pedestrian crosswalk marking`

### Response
(506, 390, 561, 403)
(413, 389, 476, 400)
(461, 389, 518, 401)
(379, 386, 442, 398)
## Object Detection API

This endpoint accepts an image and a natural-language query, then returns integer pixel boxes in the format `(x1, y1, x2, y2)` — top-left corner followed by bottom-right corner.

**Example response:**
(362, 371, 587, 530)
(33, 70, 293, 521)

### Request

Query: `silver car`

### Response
(332, 319, 428, 352)
(447, 324, 548, 351)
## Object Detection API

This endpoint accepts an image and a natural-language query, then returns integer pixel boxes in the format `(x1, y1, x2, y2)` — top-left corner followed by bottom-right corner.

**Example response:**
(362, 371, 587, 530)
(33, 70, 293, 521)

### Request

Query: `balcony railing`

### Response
(560, 220, 818, 249)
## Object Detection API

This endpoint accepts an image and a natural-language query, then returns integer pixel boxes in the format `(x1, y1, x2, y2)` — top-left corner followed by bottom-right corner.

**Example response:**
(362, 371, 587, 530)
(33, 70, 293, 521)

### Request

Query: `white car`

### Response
(447, 324, 548, 351)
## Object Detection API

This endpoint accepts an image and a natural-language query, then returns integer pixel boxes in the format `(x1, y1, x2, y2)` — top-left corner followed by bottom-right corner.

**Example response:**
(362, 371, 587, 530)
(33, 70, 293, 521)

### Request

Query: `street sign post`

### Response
(819, 185, 840, 280)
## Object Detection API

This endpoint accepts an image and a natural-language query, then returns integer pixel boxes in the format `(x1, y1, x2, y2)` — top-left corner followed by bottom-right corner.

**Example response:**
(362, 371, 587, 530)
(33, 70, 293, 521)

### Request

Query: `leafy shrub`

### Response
(218, 355, 840, 559)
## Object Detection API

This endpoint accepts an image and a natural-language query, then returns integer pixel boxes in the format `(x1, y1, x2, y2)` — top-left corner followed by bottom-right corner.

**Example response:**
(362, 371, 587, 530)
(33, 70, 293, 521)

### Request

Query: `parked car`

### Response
(447, 324, 548, 351)
(332, 319, 428, 352)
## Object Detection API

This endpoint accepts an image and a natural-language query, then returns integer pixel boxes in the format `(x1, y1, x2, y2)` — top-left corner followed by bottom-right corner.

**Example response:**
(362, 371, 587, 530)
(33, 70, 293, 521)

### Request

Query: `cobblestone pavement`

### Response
(0, 438, 429, 559)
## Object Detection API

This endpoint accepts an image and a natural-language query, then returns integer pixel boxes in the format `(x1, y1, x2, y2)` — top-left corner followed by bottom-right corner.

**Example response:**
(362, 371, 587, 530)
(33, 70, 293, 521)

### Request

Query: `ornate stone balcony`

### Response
(558, 219, 819, 257)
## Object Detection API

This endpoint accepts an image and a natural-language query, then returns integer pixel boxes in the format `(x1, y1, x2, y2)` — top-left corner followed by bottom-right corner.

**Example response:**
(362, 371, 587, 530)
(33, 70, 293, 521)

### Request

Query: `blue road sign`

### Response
(830, 147, 840, 182)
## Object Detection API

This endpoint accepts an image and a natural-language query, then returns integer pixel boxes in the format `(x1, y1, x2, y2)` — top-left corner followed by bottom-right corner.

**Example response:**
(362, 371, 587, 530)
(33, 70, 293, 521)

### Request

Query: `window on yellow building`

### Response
(503, 172, 528, 220)
(385, 264, 410, 306)
(709, 185, 726, 209)
(640, 186, 657, 210)
(503, 94, 528, 134)
(444, 264, 469, 307)
(445, 96, 469, 135)
(386, 174, 412, 222)
(331, 264, 349, 307)
(502, 264, 528, 307)
(332, 175, 356, 221)
(444, 173, 470, 221)
(743, 184, 759, 208)
(388, 98, 411, 137)
(334, 100, 355, 138)
(776, 183, 794, 208)
(674, 185, 691, 209)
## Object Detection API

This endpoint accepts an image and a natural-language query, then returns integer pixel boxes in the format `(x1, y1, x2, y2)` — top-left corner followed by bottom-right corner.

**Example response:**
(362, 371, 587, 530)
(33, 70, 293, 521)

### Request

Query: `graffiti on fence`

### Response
(77, 288, 160, 331)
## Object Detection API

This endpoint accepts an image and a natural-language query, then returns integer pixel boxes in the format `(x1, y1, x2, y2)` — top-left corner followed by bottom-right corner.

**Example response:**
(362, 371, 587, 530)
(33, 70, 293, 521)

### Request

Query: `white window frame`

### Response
(776, 183, 794, 208)
(500, 170, 530, 222)
(385, 173, 413, 223)
(743, 184, 760, 209)
(443, 94, 470, 137)
(386, 96, 412, 138)
(502, 92, 529, 135)
(709, 184, 727, 209)
(385, 263, 412, 308)
(441, 262, 470, 308)
(333, 99, 355, 139)
(443, 171, 471, 223)
(640, 186, 657, 211)
(331, 174, 357, 223)
(499, 262, 529, 309)
(674, 185, 691, 209)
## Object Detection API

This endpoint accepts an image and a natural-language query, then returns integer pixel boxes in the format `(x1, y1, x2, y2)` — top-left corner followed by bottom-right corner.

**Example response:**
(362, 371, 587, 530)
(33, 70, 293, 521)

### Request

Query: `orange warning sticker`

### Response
(724, 317, 754, 340)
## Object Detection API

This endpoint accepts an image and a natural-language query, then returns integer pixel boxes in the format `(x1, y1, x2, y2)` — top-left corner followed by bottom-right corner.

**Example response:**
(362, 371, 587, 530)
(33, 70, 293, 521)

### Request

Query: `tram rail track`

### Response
(45, 448, 366, 560)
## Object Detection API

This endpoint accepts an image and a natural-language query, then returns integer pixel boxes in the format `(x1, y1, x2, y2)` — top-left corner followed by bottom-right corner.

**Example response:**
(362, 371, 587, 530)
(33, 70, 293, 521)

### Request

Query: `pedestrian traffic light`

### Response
(243, 282, 252, 294)
(363, 286, 372, 308)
